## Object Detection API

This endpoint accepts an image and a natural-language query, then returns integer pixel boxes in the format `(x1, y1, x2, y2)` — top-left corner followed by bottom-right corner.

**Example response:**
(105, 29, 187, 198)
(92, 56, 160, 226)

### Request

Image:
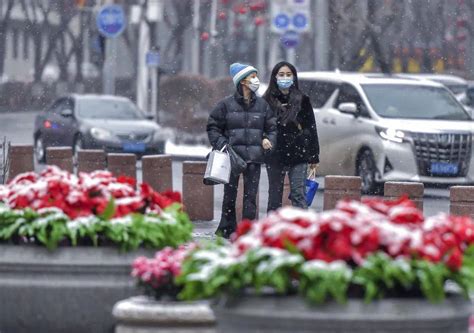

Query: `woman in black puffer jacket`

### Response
(207, 63, 277, 238)
(263, 61, 320, 211)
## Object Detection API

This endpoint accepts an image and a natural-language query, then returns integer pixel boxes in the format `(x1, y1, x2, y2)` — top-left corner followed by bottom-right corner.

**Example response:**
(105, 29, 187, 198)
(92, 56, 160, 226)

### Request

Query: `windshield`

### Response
(362, 84, 471, 120)
(77, 99, 144, 120)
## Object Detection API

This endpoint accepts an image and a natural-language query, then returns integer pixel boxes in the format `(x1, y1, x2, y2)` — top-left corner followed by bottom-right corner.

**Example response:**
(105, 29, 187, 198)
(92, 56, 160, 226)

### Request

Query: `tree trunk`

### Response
(33, 32, 43, 82)
(0, 0, 15, 78)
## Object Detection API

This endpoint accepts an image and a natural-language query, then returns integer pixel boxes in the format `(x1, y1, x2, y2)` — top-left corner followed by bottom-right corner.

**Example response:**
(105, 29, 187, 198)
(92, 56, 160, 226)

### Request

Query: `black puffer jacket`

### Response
(267, 93, 320, 166)
(207, 91, 277, 164)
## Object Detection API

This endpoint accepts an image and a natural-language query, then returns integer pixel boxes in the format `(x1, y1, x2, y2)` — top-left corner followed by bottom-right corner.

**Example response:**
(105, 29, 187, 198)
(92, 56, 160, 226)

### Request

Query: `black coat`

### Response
(207, 92, 277, 164)
(268, 94, 320, 166)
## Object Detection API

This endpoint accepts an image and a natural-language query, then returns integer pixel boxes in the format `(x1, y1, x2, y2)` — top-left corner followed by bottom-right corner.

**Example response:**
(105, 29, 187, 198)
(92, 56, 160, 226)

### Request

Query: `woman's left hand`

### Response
(262, 138, 273, 150)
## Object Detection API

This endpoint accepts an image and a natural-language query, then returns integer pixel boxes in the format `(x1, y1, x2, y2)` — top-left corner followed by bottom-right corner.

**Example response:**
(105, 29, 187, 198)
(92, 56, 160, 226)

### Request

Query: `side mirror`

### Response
(61, 109, 73, 117)
(338, 102, 358, 115)
(145, 114, 154, 120)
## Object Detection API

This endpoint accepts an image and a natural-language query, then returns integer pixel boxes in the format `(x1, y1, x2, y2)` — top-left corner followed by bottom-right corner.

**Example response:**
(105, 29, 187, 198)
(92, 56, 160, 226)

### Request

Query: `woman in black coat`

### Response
(263, 61, 320, 211)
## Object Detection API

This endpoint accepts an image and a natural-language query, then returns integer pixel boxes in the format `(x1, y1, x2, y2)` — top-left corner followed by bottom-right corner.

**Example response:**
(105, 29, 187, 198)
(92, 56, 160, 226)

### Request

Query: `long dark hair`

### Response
(263, 61, 304, 125)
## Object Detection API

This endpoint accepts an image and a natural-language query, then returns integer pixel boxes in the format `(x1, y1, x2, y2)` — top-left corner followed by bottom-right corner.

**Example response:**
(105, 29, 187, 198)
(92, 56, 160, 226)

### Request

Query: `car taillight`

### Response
(44, 120, 52, 128)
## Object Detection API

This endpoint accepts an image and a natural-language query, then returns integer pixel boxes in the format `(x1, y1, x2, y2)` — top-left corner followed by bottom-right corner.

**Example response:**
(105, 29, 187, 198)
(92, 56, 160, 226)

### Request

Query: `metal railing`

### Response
(0, 137, 10, 184)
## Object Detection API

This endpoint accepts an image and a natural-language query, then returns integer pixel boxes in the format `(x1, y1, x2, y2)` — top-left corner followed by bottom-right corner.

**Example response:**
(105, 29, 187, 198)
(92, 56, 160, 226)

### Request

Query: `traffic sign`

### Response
(146, 50, 160, 68)
(271, 0, 310, 33)
(280, 31, 300, 49)
(292, 13, 307, 30)
(96, 5, 126, 38)
(274, 13, 290, 30)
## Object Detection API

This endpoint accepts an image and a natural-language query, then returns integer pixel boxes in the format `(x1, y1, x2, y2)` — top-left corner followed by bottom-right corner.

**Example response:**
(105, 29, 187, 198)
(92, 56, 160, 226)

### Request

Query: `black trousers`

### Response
(266, 162, 308, 212)
(217, 163, 261, 233)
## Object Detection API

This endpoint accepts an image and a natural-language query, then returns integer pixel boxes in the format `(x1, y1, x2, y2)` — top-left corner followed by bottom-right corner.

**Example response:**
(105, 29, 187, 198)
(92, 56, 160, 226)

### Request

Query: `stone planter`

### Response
(212, 293, 471, 333)
(113, 296, 215, 333)
(0, 245, 155, 333)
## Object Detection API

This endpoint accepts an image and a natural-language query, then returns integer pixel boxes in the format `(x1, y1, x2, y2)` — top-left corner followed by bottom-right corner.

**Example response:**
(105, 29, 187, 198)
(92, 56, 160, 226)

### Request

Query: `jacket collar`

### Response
(234, 90, 256, 107)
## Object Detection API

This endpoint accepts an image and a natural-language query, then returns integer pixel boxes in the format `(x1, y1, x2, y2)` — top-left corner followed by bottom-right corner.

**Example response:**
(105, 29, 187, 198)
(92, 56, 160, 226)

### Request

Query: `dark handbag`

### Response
(228, 145, 247, 175)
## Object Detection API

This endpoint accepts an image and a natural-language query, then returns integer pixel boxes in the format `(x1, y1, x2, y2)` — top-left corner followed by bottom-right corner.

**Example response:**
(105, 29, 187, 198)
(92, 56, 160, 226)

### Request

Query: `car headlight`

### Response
(90, 127, 117, 141)
(376, 126, 406, 143)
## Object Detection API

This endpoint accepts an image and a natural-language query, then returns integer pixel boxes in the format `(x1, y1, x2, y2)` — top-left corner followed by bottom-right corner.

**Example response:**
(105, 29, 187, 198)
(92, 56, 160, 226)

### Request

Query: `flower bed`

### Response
(112, 244, 216, 333)
(0, 166, 195, 332)
(177, 197, 474, 303)
(132, 244, 197, 300)
(0, 166, 193, 250)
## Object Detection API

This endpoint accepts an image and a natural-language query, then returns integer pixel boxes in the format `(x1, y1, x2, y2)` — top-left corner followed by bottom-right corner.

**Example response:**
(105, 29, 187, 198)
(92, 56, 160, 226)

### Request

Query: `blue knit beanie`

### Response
(229, 63, 258, 87)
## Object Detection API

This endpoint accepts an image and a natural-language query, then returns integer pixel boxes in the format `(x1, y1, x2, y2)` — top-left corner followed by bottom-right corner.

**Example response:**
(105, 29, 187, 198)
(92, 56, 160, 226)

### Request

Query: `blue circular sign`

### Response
(96, 5, 126, 38)
(293, 13, 307, 29)
(274, 14, 290, 30)
(280, 31, 300, 49)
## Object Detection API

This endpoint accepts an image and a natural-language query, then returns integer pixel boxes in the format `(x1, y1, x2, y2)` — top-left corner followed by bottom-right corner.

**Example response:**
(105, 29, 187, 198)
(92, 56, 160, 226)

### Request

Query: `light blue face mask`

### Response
(277, 78, 294, 89)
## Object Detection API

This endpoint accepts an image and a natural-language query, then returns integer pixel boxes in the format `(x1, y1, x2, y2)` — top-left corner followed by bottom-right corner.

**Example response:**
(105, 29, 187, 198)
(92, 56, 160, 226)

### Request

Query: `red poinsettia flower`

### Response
(446, 247, 463, 271)
(117, 175, 137, 187)
(230, 196, 474, 273)
(0, 166, 183, 219)
(235, 219, 253, 237)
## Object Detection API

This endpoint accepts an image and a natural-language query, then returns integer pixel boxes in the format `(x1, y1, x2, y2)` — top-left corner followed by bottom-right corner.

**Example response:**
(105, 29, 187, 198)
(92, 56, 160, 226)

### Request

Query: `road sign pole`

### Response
(287, 48, 296, 66)
(315, 0, 329, 70)
(96, 4, 126, 95)
(145, 49, 160, 119)
(137, 17, 149, 113)
(103, 37, 117, 95)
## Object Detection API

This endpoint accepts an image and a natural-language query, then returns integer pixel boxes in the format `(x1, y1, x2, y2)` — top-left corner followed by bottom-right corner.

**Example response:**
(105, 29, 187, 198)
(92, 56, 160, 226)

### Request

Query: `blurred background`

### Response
(1, 0, 474, 144)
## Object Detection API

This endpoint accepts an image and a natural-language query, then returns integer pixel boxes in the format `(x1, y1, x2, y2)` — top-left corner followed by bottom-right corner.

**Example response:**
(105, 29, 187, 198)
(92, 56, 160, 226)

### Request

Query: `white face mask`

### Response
(247, 77, 260, 92)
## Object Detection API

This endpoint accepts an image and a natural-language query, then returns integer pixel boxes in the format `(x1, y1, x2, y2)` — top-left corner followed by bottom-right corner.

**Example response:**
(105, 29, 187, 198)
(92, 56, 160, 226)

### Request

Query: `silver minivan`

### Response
(298, 72, 474, 193)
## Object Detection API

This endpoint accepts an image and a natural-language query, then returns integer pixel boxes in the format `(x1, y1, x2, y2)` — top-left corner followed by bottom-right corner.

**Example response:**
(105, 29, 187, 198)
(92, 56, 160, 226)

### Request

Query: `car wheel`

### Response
(357, 149, 381, 195)
(73, 135, 83, 165)
(34, 135, 46, 163)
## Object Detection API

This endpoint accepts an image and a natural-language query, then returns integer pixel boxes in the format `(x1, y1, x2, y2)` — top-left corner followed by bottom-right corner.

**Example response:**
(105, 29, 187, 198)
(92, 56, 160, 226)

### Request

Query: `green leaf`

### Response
(99, 198, 116, 221)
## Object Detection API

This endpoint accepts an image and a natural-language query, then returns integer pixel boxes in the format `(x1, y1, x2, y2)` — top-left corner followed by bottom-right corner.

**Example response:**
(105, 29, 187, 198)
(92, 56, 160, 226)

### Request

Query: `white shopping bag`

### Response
(204, 146, 231, 184)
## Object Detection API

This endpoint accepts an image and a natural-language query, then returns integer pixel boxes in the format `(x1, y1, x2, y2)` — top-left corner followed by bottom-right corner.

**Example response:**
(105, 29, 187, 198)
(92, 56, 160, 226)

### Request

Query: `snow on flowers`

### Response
(132, 244, 197, 299)
(0, 166, 193, 251)
(0, 165, 181, 219)
(233, 196, 474, 271)
(177, 197, 474, 303)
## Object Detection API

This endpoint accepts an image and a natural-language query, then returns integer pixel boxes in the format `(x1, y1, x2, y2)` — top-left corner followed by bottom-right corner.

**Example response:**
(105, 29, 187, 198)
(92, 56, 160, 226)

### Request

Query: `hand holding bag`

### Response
(203, 146, 231, 185)
(305, 167, 319, 207)
(227, 145, 247, 175)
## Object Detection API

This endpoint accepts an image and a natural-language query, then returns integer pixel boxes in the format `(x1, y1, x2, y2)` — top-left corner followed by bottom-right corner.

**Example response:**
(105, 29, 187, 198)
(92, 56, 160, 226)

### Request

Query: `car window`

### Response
(77, 98, 144, 120)
(300, 80, 338, 108)
(362, 84, 470, 120)
(466, 87, 474, 107)
(63, 98, 74, 111)
(48, 98, 66, 114)
(335, 83, 370, 118)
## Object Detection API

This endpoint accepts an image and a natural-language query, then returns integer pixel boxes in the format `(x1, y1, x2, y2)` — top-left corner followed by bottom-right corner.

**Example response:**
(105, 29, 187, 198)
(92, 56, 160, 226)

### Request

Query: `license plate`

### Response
(430, 162, 459, 175)
(122, 142, 146, 153)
